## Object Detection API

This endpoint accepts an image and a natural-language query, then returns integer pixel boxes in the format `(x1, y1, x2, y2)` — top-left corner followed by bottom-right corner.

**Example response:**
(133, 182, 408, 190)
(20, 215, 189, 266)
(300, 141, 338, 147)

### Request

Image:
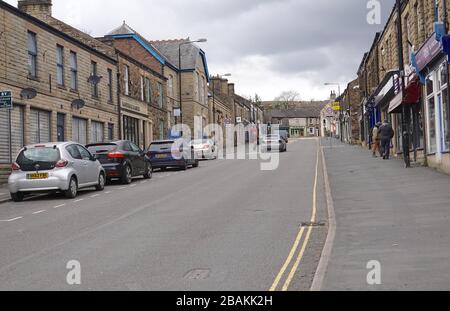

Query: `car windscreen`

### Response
(87, 144, 118, 154)
(149, 142, 174, 152)
(16, 147, 61, 171)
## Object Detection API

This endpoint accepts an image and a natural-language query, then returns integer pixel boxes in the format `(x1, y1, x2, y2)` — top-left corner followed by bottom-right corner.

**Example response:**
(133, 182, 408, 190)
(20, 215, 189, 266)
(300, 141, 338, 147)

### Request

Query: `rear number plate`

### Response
(27, 173, 49, 180)
(156, 154, 168, 159)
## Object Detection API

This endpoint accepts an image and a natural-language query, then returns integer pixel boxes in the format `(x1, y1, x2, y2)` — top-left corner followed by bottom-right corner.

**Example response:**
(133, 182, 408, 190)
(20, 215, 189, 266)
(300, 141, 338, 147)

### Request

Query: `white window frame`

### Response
(124, 65, 130, 96)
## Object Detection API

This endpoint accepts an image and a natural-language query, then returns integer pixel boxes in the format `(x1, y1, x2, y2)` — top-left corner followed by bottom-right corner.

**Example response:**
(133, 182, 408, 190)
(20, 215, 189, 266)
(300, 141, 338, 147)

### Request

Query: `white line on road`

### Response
(90, 194, 101, 198)
(130, 184, 137, 188)
(32, 210, 46, 215)
(118, 187, 126, 190)
(0, 217, 23, 222)
(74, 199, 84, 203)
(140, 180, 148, 184)
(105, 191, 112, 194)
(53, 204, 65, 209)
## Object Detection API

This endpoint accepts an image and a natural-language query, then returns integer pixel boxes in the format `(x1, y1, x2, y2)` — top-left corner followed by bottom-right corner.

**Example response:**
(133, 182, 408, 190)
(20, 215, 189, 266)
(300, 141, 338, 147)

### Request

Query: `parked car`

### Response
(191, 139, 218, 160)
(8, 142, 105, 202)
(86, 141, 152, 184)
(260, 135, 288, 153)
(147, 139, 199, 171)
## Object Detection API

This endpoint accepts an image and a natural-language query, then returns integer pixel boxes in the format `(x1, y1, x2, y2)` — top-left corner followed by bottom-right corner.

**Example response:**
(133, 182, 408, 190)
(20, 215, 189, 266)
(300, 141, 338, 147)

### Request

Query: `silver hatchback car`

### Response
(8, 142, 106, 202)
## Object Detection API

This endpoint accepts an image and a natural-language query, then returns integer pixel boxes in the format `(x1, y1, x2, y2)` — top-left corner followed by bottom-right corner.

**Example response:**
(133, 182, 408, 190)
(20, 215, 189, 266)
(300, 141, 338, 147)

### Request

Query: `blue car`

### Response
(147, 140, 199, 171)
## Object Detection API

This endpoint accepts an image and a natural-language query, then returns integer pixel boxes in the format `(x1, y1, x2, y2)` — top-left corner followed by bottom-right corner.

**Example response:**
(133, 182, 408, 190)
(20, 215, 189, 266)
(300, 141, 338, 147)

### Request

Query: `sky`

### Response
(5, 0, 396, 101)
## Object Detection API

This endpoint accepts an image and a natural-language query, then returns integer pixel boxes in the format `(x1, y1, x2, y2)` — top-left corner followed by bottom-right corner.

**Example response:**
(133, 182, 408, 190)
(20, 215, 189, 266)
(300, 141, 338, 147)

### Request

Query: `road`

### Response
(0, 138, 328, 291)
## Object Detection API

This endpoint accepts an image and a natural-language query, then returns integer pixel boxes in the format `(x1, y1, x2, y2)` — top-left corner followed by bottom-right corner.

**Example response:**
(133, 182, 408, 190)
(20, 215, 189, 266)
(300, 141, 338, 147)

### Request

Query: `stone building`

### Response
(0, 0, 119, 182)
(263, 102, 327, 138)
(151, 39, 209, 139)
(355, 0, 450, 173)
(100, 23, 169, 148)
(340, 79, 362, 144)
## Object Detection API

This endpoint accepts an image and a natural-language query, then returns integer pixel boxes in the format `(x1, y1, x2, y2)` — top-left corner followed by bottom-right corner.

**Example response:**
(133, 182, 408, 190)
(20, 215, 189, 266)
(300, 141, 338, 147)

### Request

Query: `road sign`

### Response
(0, 91, 12, 109)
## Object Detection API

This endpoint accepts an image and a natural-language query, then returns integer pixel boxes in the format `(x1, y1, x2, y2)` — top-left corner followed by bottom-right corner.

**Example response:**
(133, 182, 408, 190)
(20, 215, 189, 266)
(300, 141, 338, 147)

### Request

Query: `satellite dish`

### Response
(71, 99, 85, 109)
(20, 88, 37, 100)
(87, 75, 102, 85)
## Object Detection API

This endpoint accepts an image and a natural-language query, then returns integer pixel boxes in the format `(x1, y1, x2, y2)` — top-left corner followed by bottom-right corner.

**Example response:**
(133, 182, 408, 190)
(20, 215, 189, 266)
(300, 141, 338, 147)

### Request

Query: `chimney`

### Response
(330, 91, 336, 100)
(228, 83, 235, 96)
(220, 79, 228, 96)
(210, 77, 222, 95)
(18, 0, 52, 19)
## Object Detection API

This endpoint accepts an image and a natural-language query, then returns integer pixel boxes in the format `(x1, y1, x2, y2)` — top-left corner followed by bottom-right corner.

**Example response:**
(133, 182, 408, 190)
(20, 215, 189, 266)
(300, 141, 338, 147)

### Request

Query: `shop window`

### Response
(427, 96, 437, 153)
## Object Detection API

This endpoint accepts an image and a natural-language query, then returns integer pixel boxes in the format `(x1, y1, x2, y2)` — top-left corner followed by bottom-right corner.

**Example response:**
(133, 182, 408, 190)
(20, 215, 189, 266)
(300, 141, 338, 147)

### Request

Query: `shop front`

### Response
(121, 98, 152, 150)
(414, 33, 450, 172)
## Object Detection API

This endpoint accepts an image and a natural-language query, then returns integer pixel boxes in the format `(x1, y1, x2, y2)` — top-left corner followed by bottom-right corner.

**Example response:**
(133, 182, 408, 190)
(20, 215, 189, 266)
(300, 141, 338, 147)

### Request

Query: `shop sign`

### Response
(416, 33, 442, 72)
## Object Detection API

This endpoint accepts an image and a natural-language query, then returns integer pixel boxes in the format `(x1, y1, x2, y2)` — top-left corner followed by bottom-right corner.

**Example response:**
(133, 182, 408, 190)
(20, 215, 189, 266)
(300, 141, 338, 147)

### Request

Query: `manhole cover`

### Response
(301, 221, 326, 227)
(184, 269, 211, 280)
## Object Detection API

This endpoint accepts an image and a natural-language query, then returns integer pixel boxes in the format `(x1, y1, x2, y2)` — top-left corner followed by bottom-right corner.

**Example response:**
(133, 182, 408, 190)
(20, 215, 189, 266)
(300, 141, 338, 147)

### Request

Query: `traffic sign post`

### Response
(0, 91, 13, 109)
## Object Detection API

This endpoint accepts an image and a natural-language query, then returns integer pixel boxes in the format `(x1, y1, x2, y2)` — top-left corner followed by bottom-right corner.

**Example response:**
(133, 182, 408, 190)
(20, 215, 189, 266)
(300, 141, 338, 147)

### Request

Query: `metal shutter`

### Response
(29, 109, 50, 144)
(10, 106, 24, 160)
(0, 109, 9, 163)
(0, 106, 24, 163)
(72, 117, 87, 145)
(90, 121, 104, 143)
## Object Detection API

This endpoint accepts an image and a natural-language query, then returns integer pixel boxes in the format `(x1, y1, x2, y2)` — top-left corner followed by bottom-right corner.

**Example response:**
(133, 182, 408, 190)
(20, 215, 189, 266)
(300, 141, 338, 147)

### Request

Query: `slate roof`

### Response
(45, 16, 117, 60)
(104, 22, 166, 65)
(264, 102, 327, 119)
(151, 39, 202, 71)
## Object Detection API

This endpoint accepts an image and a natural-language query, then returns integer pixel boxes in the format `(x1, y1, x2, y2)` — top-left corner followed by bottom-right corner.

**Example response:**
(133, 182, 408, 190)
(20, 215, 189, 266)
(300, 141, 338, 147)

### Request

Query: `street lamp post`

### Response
(178, 38, 207, 128)
(211, 73, 231, 124)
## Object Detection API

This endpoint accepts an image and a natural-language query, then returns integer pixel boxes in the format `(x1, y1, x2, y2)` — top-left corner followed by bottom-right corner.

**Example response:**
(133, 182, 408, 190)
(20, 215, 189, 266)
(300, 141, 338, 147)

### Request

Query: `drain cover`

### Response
(301, 221, 326, 227)
(184, 269, 211, 280)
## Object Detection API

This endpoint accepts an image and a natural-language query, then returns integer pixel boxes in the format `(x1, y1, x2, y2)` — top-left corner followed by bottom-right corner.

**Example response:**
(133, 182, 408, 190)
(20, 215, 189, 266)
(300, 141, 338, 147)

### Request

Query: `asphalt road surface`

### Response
(0, 138, 328, 291)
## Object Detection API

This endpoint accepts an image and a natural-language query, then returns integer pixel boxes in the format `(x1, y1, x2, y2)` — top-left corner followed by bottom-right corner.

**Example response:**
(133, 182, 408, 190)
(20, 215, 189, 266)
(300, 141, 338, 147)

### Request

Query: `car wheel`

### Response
(95, 172, 106, 191)
(64, 177, 78, 199)
(11, 192, 24, 202)
(180, 161, 188, 171)
(143, 163, 152, 179)
(121, 165, 133, 184)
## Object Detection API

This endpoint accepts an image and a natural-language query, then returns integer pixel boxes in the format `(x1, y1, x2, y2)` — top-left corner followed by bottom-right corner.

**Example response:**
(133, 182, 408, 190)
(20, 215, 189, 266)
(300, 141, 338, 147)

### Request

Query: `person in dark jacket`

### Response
(379, 120, 395, 160)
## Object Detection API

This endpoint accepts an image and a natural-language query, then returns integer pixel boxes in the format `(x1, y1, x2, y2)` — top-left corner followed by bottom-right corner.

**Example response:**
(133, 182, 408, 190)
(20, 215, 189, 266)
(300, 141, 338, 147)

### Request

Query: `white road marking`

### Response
(105, 191, 112, 194)
(118, 187, 126, 190)
(130, 184, 137, 188)
(0, 217, 23, 222)
(74, 199, 84, 203)
(140, 180, 148, 184)
(32, 210, 46, 215)
(90, 194, 101, 198)
(53, 204, 65, 209)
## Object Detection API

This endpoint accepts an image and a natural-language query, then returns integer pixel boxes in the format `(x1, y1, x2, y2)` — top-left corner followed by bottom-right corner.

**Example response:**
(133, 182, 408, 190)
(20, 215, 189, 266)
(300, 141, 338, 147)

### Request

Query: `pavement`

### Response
(0, 138, 328, 291)
(0, 184, 11, 203)
(321, 138, 450, 291)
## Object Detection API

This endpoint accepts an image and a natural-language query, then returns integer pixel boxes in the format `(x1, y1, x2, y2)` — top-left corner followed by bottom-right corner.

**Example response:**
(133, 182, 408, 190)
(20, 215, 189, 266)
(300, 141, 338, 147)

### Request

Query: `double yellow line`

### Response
(270, 143, 320, 291)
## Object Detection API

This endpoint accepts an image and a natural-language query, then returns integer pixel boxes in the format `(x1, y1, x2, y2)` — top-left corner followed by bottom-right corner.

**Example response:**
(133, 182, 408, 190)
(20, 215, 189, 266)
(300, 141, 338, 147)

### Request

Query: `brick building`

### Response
(0, 0, 119, 183)
(100, 23, 169, 148)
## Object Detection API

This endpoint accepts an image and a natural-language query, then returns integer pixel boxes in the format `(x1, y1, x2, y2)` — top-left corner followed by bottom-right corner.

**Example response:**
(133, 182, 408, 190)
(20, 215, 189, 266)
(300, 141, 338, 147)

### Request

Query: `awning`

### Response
(388, 76, 421, 113)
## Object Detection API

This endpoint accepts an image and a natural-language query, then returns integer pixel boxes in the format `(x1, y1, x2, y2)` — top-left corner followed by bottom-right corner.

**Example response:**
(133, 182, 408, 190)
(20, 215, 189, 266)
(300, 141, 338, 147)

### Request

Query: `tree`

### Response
(274, 91, 301, 109)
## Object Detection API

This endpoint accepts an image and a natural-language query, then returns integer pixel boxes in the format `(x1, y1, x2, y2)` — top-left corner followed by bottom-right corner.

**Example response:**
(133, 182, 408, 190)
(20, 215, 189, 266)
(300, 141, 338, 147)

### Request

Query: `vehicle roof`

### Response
(23, 142, 78, 149)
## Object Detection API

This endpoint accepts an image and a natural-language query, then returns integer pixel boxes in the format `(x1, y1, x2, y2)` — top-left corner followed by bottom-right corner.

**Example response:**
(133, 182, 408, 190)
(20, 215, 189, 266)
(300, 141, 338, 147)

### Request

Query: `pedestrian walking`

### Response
(371, 122, 382, 158)
(379, 120, 395, 160)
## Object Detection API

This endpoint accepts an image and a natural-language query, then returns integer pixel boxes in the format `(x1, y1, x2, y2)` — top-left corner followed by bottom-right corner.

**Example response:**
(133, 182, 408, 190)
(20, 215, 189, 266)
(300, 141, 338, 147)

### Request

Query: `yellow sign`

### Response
(332, 102, 341, 111)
